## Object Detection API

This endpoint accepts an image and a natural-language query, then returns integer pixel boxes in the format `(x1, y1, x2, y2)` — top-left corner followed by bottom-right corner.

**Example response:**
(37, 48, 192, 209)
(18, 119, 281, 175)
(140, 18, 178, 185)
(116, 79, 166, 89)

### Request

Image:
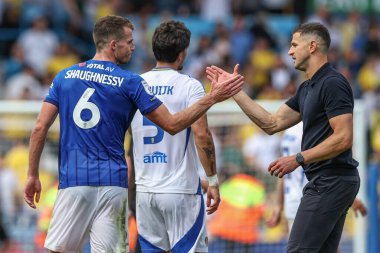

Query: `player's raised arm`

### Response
(145, 73, 244, 135)
(206, 65, 301, 135)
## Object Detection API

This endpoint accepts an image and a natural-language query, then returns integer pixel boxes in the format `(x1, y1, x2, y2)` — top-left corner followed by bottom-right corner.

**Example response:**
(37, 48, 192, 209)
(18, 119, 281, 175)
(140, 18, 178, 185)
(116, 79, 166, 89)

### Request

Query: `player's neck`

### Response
(93, 51, 117, 64)
(306, 56, 328, 80)
(155, 61, 179, 70)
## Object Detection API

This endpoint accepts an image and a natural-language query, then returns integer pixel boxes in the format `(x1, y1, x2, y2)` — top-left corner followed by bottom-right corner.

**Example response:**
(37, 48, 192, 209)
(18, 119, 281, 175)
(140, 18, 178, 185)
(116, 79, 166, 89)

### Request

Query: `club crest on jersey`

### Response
(143, 151, 168, 164)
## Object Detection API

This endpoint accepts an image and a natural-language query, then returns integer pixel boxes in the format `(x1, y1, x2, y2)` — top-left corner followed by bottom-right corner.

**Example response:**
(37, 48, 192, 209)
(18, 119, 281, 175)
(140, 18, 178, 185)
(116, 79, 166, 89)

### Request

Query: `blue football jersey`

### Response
(45, 60, 162, 189)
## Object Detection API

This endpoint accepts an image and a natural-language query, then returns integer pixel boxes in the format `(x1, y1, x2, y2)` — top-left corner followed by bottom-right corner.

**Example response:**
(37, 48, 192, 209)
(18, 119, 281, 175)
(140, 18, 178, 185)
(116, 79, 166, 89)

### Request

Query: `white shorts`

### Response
(136, 192, 207, 253)
(45, 186, 129, 253)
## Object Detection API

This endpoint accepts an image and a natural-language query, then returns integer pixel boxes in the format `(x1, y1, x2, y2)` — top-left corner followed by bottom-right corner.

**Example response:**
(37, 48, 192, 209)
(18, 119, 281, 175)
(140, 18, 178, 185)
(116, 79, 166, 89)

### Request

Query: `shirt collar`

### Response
(152, 67, 177, 71)
(309, 62, 331, 86)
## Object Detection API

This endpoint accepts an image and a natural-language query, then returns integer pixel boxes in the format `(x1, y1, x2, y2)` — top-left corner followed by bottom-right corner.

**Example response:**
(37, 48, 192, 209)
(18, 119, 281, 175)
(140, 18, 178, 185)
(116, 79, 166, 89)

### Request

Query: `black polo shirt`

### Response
(286, 63, 359, 180)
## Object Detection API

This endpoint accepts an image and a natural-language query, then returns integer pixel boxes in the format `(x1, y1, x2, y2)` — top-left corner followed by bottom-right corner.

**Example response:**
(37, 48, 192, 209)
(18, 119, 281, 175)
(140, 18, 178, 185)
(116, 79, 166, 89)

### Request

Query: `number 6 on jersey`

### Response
(73, 88, 100, 129)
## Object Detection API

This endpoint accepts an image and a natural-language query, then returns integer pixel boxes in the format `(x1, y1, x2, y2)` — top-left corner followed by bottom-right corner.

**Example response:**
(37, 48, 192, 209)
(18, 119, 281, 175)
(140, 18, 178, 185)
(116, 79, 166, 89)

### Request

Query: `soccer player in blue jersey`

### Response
(23, 15, 244, 253)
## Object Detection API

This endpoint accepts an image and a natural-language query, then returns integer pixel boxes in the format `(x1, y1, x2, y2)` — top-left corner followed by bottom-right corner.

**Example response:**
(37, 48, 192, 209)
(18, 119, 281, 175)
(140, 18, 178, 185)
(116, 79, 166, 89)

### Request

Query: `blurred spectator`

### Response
(40, 72, 54, 100)
(208, 174, 266, 252)
(307, 4, 330, 26)
(260, 0, 289, 14)
(220, 126, 246, 179)
(339, 65, 362, 99)
(17, 15, 58, 77)
(61, 0, 86, 33)
(229, 14, 253, 68)
(1, 43, 24, 82)
(94, 0, 128, 19)
(186, 35, 220, 79)
(270, 55, 292, 93)
(0, 3, 20, 57)
(343, 47, 362, 78)
(212, 22, 231, 65)
(249, 12, 277, 50)
(198, 0, 231, 22)
(46, 41, 80, 77)
(364, 21, 380, 56)
(340, 11, 362, 56)
(242, 127, 281, 173)
(370, 87, 380, 160)
(0, 1, 3, 24)
(4, 64, 42, 100)
(256, 82, 282, 100)
(155, 0, 182, 14)
(357, 55, 380, 93)
(0, 151, 21, 228)
(125, 15, 153, 73)
(281, 76, 298, 99)
(247, 37, 276, 95)
(291, 0, 307, 22)
(308, 7, 341, 49)
(231, 0, 259, 15)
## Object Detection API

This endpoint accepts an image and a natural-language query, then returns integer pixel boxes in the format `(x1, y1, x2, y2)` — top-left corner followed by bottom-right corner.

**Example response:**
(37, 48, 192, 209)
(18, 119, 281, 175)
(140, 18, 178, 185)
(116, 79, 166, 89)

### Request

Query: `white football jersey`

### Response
(281, 122, 308, 219)
(131, 68, 204, 194)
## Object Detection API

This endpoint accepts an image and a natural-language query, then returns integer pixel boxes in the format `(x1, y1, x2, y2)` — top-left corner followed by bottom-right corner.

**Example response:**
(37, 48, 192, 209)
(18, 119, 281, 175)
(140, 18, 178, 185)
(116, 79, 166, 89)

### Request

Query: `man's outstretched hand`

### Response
(207, 64, 244, 103)
(206, 64, 240, 83)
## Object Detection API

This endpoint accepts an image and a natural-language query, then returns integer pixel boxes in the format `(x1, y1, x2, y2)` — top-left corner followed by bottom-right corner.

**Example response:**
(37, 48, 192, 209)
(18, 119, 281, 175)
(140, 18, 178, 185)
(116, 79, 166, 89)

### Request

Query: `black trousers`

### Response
(0, 221, 7, 242)
(287, 174, 360, 253)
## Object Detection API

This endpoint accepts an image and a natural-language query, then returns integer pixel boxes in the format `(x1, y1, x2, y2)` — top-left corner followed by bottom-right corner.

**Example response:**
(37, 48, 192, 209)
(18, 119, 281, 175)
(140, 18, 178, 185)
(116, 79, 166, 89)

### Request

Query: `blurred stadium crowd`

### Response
(0, 0, 379, 252)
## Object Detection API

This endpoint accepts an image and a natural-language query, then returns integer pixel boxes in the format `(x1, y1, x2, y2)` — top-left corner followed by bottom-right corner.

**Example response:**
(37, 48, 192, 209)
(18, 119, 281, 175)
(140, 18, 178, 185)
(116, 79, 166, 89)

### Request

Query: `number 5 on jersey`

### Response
(143, 117, 164, 144)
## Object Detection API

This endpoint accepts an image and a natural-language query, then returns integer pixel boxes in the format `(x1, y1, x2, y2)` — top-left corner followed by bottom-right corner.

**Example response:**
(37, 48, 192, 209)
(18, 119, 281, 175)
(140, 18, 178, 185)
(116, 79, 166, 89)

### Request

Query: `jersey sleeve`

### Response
(322, 76, 354, 119)
(285, 82, 304, 113)
(44, 71, 63, 107)
(188, 79, 206, 107)
(127, 74, 162, 115)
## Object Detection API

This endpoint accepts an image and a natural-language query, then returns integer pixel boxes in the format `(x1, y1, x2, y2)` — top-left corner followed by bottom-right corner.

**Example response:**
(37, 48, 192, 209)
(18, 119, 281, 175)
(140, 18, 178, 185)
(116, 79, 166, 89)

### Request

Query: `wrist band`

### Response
(207, 174, 219, 186)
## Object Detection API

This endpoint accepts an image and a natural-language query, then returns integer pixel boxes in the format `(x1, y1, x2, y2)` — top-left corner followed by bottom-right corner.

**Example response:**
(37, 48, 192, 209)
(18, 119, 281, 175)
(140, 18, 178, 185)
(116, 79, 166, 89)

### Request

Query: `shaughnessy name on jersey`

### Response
(65, 70, 124, 87)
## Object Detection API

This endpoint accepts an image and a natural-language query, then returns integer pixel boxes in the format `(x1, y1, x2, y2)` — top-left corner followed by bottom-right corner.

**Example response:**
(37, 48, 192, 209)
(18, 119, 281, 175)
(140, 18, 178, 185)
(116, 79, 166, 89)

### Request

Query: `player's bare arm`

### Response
(192, 115, 220, 215)
(146, 74, 244, 135)
(24, 102, 58, 209)
(206, 65, 301, 134)
(269, 113, 353, 178)
(234, 93, 301, 134)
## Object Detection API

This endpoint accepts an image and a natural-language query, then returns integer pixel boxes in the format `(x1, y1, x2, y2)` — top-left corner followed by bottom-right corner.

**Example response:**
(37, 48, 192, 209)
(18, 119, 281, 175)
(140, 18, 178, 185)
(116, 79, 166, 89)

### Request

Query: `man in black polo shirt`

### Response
(206, 22, 360, 253)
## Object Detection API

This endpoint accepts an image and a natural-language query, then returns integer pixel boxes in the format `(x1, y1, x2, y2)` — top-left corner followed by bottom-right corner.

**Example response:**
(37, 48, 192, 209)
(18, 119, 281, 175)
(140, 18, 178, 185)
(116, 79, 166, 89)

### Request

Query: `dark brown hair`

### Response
(293, 22, 331, 53)
(152, 21, 191, 63)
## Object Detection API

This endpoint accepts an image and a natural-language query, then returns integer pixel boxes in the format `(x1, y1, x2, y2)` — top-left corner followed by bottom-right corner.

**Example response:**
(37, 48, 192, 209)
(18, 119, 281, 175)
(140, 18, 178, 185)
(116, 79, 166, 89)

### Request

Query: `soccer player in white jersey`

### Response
(267, 122, 307, 232)
(130, 21, 221, 253)
(23, 15, 244, 253)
